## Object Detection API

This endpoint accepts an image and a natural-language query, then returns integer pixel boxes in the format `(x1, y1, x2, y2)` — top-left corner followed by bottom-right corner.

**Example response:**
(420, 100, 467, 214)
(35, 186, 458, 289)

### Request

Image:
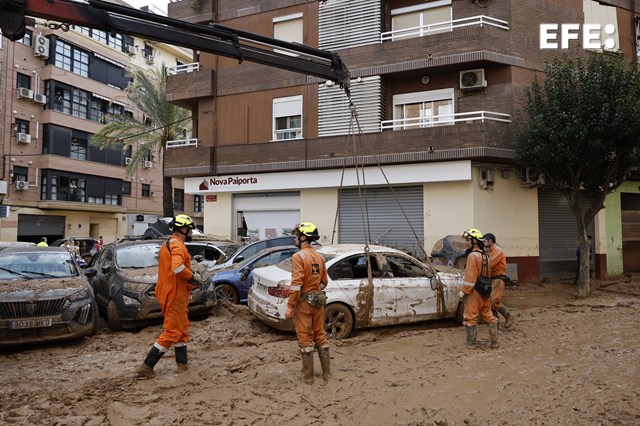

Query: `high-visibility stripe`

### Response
(463, 281, 476, 288)
(173, 264, 186, 274)
(290, 285, 301, 291)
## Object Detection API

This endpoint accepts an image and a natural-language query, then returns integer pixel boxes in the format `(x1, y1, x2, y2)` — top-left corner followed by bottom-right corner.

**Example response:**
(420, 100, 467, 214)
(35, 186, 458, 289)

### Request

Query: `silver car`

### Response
(248, 244, 464, 339)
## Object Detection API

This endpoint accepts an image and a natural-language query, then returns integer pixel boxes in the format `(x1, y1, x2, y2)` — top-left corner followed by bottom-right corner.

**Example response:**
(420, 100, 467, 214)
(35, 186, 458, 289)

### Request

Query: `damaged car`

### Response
(0, 247, 98, 347)
(85, 240, 216, 331)
(248, 244, 465, 339)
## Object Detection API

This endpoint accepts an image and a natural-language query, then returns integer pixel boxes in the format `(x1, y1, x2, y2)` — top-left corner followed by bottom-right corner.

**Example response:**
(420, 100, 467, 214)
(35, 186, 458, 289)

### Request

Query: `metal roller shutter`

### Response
(538, 190, 595, 279)
(621, 193, 640, 272)
(18, 214, 66, 237)
(339, 186, 424, 258)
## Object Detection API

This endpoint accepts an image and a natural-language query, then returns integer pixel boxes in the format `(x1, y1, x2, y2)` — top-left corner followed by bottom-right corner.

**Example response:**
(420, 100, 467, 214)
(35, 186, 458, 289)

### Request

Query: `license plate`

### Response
(9, 318, 53, 329)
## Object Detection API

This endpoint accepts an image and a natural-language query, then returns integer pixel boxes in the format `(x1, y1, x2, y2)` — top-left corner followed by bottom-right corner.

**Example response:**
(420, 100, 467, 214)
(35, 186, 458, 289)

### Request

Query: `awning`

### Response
(93, 53, 127, 69)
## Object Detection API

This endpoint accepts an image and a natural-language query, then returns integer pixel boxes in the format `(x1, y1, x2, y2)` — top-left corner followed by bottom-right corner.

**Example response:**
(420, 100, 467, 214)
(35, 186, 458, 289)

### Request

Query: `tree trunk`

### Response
(576, 238, 591, 298)
(162, 175, 173, 218)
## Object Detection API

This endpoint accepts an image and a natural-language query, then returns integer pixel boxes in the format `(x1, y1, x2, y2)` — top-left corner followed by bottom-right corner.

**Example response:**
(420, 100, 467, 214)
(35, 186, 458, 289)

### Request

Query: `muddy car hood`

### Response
(119, 267, 158, 284)
(0, 276, 91, 300)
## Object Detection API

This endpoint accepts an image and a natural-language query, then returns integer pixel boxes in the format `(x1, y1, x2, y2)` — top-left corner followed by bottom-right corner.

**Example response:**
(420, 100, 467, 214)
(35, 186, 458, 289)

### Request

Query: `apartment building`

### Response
(164, 0, 640, 281)
(0, 1, 200, 244)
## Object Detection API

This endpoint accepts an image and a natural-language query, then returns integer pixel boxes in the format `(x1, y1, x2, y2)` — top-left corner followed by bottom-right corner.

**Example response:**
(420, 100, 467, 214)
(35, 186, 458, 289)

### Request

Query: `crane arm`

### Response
(0, 0, 350, 88)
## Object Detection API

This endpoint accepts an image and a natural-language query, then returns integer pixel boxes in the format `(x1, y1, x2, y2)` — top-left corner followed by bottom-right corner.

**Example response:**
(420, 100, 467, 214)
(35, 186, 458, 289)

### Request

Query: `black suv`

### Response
(85, 240, 216, 331)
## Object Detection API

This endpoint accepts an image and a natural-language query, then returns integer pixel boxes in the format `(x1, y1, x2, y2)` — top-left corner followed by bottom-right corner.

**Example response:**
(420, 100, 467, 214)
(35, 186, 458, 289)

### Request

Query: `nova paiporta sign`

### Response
(198, 176, 258, 191)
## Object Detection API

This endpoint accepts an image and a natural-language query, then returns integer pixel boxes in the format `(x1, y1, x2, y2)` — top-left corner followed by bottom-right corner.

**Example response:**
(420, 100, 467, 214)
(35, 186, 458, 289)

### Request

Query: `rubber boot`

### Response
(492, 309, 500, 328)
(175, 345, 189, 373)
(489, 323, 500, 349)
(137, 346, 165, 378)
(301, 351, 314, 384)
(317, 346, 331, 381)
(499, 305, 514, 329)
(465, 326, 477, 348)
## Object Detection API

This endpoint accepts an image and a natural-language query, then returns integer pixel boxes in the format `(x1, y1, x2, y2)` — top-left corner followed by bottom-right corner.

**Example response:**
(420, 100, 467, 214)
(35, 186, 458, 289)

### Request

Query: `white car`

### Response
(248, 244, 465, 339)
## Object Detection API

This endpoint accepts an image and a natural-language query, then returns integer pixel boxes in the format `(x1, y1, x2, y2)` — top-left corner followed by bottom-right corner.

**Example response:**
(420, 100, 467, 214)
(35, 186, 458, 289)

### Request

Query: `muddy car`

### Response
(248, 244, 464, 339)
(210, 236, 295, 271)
(85, 240, 216, 331)
(0, 247, 98, 347)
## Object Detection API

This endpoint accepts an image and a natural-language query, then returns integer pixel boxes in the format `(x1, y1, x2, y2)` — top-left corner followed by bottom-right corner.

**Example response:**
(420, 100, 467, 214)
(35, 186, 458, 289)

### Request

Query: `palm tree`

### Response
(91, 65, 190, 217)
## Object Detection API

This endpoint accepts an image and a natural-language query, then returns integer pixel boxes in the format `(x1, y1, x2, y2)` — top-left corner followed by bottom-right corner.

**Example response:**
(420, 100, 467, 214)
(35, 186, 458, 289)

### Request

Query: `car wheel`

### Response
(107, 299, 123, 331)
(455, 301, 464, 325)
(215, 284, 239, 304)
(324, 303, 353, 339)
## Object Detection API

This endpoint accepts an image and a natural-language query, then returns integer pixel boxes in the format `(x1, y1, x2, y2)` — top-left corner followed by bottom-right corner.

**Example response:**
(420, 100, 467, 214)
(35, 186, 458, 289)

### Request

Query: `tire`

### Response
(107, 299, 123, 331)
(455, 300, 464, 325)
(215, 284, 239, 304)
(324, 303, 353, 339)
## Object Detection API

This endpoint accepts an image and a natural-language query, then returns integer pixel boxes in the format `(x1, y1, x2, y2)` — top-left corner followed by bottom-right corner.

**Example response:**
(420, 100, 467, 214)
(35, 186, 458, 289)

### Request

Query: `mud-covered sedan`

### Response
(248, 244, 464, 339)
(0, 247, 98, 347)
(85, 240, 216, 331)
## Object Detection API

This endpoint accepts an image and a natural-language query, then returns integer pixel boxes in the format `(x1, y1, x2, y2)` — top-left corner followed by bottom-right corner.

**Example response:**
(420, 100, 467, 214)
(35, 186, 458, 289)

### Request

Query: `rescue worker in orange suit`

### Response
(483, 233, 514, 329)
(284, 222, 330, 384)
(137, 214, 203, 378)
(461, 228, 499, 348)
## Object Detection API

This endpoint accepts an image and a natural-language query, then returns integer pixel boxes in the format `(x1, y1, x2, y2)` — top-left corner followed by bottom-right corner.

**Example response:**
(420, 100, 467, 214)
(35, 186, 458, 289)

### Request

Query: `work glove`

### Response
(188, 271, 203, 287)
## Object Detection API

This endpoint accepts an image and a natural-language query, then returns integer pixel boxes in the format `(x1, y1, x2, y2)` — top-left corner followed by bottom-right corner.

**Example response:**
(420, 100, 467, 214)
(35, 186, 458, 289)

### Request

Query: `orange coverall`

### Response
(288, 247, 329, 349)
(487, 244, 507, 311)
(155, 236, 195, 349)
(462, 248, 497, 326)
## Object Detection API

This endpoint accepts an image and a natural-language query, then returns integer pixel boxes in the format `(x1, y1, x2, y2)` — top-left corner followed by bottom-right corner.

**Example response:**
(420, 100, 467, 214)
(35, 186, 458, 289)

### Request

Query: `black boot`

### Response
(175, 345, 189, 373)
(137, 346, 165, 378)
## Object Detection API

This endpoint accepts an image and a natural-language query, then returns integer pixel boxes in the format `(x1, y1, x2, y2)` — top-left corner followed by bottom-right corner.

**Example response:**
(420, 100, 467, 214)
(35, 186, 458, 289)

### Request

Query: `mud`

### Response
(1, 278, 639, 425)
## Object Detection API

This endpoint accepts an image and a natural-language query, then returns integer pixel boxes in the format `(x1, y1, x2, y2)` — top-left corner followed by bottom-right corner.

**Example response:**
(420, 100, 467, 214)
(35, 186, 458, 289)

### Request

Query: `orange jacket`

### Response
(487, 244, 507, 277)
(462, 248, 491, 295)
(155, 236, 194, 309)
(288, 246, 328, 310)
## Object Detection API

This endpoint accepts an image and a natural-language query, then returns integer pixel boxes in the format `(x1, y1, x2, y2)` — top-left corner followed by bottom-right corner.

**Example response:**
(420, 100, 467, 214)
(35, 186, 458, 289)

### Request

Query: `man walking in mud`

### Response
(285, 222, 331, 384)
(483, 233, 514, 329)
(137, 214, 203, 378)
(460, 228, 499, 348)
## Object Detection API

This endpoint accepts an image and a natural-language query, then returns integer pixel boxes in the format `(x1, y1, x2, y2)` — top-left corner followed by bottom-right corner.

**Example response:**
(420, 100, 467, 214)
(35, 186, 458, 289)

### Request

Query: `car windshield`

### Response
(274, 252, 335, 272)
(116, 244, 161, 268)
(0, 252, 79, 279)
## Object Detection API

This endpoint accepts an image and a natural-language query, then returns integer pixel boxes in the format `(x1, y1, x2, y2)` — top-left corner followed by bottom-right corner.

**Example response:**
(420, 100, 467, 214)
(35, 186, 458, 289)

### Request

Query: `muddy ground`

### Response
(1, 278, 639, 426)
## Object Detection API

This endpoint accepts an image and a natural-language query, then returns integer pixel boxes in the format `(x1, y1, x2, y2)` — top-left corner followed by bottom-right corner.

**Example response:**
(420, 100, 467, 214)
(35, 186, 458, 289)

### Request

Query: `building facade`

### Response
(164, 0, 640, 282)
(0, 0, 200, 245)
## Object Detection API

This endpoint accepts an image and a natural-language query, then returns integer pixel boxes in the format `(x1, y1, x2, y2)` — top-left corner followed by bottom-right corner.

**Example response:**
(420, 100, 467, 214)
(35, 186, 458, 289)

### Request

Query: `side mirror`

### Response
(85, 268, 98, 277)
(234, 255, 244, 263)
(430, 276, 439, 291)
(100, 265, 110, 274)
(240, 269, 250, 281)
(193, 254, 204, 263)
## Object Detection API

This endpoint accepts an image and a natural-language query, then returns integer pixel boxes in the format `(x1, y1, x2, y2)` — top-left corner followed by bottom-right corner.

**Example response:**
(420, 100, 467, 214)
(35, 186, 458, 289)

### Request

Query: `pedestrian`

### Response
(574, 235, 594, 284)
(137, 214, 202, 378)
(460, 228, 499, 349)
(284, 222, 331, 384)
(483, 233, 514, 329)
(92, 236, 103, 254)
(37, 237, 48, 247)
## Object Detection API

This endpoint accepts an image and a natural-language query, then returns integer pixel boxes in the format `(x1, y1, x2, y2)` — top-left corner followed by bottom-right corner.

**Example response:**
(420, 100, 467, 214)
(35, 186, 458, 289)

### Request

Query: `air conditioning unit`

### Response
(145, 55, 155, 65)
(459, 69, 487, 90)
(124, 157, 132, 165)
(521, 166, 546, 187)
(33, 34, 50, 58)
(143, 160, 152, 168)
(17, 87, 34, 99)
(17, 133, 31, 144)
(15, 181, 29, 191)
(32, 93, 47, 104)
(125, 45, 136, 56)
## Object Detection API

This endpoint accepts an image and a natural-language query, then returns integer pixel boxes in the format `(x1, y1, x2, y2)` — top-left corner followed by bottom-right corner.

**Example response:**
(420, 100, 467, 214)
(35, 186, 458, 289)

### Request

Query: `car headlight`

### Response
(123, 281, 153, 292)
(67, 288, 90, 302)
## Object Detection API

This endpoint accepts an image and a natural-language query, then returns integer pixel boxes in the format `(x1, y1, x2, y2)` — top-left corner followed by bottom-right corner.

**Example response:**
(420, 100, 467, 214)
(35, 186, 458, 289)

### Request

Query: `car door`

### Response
(89, 248, 114, 309)
(328, 254, 396, 326)
(384, 254, 438, 321)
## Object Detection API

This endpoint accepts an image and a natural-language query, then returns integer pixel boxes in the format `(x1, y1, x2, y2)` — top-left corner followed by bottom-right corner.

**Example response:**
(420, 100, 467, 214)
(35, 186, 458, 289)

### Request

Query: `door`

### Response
(383, 253, 437, 321)
(88, 247, 114, 309)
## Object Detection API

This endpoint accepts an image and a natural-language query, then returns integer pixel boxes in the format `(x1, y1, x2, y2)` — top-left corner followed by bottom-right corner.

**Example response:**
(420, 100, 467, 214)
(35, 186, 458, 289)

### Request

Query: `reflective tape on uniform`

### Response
(290, 285, 301, 291)
(463, 281, 476, 288)
(173, 264, 186, 274)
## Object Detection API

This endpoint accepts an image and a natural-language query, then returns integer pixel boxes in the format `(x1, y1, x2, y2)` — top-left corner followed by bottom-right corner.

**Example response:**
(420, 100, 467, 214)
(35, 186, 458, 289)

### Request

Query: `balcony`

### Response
(381, 15, 509, 42)
(381, 111, 511, 131)
(166, 64, 215, 109)
(166, 138, 199, 149)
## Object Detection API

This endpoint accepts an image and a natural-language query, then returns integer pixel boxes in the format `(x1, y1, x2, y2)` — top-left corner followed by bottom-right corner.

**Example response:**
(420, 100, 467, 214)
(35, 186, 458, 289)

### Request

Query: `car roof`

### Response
(0, 246, 71, 254)
(314, 244, 407, 257)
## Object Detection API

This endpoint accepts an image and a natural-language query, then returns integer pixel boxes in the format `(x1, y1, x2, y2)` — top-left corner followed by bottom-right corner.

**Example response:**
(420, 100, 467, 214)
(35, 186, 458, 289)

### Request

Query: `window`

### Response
(583, 0, 619, 51)
(49, 83, 90, 119)
(392, 88, 454, 129)
(273, 95, 302, 140)
(13, 166, 28, 183)
(142, 184, 150, 197)
(74, 26, 123, 51)
(16, 73, 31, 89)
(122, 181, 131, 195)
(16, 29, 32, 46)
(54, 40, 89, 77)
(384, 255, 427, 278)
(15, 119, 29, 135)
(391, 1, 452, 40)
(274, 13, 303, 55)
(329, 255, 384, 280)
(70, 137, 88, 160)
(194, 195, 204, 213)
(174, 189, 184, 212)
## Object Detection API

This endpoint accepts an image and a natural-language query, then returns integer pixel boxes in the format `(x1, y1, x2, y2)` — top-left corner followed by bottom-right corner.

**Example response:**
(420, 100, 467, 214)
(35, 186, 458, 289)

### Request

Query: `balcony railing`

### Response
(381, 15, 509, 42)
(380, 111, 511, 130)
(167, 62, 201, 75)
(166, 138, 199, 148)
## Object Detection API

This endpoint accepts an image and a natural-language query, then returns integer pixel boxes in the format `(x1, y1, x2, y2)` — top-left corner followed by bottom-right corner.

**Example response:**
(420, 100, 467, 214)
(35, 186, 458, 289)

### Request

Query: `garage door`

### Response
(339, 186, 424, 258)
(18, 214, 66, 237)
(233, 193, 300, 240)
(538, 190, 595, 279)
(621, 193, 640, 272)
